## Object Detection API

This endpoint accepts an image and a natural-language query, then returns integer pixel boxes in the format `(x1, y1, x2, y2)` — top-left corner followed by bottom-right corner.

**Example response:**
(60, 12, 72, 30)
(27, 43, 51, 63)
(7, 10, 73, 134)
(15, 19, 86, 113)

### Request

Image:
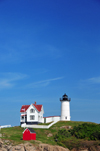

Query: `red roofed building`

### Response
(20, 102, 44, 125)
(23, 128, 36, 140)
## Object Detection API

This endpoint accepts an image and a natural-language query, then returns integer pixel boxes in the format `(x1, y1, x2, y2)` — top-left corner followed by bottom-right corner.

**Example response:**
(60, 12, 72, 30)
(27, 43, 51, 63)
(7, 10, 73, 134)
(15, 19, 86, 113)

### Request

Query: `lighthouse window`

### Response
(65, 116, 67, 119)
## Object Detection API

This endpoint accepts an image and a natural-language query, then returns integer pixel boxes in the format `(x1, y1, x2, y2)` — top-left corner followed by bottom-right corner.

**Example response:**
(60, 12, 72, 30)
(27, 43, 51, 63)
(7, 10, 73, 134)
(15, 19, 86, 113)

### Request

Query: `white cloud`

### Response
(87, 77, 100, 84)
(80, 77, 100, 84)
(79, 76, 100, 86)
(27, 77, 63, 88)
(0, 72, 27, 89)
(78, 76, 100, 91)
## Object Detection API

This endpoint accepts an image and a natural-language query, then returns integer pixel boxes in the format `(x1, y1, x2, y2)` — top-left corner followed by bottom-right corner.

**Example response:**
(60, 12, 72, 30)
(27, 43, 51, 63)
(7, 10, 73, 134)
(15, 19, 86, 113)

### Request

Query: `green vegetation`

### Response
(51, 121, 86, 130)
(69, 123, 100, 140)
(38, 122, 53, 125)
(0, 121, 100, 150)
(54, 122, 100, 149)
(0, 126, 24, 144)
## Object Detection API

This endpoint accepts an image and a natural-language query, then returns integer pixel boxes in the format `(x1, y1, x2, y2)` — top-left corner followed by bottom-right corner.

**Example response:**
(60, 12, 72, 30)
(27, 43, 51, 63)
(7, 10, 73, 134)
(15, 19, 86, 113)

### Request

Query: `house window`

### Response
(21, 116, 24, 120)
(30, 109, 35, 113)
(30, 115, 35, 120)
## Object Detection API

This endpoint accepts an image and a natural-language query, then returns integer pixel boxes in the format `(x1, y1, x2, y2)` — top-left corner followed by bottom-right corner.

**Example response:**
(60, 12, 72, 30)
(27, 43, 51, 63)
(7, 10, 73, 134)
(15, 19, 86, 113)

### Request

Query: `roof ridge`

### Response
(33, 104, 42, 112)
(20, 104, 42, 112)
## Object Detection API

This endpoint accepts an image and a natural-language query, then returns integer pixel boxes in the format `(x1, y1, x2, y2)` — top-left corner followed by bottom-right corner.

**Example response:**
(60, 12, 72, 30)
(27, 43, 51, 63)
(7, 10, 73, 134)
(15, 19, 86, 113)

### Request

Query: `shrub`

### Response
(69, 123, 100, 140)
(54, 129, 71, 141)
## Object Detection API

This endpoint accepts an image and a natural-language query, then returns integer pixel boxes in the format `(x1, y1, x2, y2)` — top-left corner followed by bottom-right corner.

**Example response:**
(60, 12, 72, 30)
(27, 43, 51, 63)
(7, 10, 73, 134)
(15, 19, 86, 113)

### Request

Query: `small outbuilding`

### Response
(23, 128, 36, 140)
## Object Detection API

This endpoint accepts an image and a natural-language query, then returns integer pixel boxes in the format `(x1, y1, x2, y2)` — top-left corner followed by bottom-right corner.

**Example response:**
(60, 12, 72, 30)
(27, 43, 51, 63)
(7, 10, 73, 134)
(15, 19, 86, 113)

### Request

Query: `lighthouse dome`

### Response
(60, 93, 71, 101)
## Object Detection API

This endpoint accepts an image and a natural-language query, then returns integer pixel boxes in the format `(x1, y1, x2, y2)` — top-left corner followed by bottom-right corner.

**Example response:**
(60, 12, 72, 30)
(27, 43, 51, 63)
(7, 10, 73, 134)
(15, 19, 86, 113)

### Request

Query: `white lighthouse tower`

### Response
(60, 93, 71, 121)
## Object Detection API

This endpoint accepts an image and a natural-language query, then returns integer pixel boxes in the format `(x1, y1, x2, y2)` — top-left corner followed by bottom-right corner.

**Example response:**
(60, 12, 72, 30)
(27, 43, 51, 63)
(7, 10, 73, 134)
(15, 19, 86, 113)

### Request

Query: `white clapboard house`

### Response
(20, 102, 44, 125)
(20, 93, 71, 126)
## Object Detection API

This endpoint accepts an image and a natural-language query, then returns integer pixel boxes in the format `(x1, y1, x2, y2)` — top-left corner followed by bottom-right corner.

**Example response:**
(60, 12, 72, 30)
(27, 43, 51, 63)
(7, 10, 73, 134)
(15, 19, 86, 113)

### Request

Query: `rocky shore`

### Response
(0, 138, 100, 151)
(0, 138, 69, 151)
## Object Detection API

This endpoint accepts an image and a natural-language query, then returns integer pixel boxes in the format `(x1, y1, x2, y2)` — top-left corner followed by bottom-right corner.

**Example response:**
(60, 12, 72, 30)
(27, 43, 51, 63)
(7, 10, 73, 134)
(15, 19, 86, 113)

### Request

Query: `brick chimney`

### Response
(34, 101, 36, 105)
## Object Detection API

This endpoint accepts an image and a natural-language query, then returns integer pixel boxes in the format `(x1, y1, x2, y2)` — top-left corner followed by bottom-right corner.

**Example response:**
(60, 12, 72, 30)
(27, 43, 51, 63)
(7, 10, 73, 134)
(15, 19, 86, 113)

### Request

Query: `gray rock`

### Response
(24, 142, 36, 151)
(8, 144, 25, 151)
(0, 147, 7, 151)
(39, 143, 70, 151)
(47, 133, 53, 137)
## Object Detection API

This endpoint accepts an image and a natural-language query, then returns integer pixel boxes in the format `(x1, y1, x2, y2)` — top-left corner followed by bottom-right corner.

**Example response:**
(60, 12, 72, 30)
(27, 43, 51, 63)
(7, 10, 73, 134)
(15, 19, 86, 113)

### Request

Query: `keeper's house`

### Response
(20, 102, 44, 125)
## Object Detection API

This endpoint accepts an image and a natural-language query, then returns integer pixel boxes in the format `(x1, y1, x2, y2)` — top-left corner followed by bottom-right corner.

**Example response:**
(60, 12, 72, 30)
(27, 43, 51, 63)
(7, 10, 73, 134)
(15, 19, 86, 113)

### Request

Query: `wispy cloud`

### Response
(87, 77, 100, 84)
(26, 77, 63, 88)
(79, 76, 100, 86)
(78, 76, 100, 91)
(0, 72, 27, 89)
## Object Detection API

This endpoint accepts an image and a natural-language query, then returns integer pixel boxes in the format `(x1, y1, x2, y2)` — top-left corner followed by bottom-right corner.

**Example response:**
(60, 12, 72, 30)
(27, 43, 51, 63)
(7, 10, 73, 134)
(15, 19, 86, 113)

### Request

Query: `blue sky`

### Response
(0, 0, 100, 126)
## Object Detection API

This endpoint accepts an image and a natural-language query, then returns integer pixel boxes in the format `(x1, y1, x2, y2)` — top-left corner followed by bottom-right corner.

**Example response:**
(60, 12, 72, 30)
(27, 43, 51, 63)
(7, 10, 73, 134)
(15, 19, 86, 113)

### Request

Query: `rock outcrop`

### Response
(0, 139, 100, 151)
(0, 139, 70, 151)
(39, 143, 70, 151)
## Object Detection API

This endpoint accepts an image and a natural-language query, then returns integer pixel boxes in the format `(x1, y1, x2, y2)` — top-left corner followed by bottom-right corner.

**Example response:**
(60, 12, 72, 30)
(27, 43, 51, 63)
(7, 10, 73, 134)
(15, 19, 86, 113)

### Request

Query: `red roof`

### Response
(20, 104, 42, 112)
(20, 105, 30, 112)
(33, 104, 42, 112)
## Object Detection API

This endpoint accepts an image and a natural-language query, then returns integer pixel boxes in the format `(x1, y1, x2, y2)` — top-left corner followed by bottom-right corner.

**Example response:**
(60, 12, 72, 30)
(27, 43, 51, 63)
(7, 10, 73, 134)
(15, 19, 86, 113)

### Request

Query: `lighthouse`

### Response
(60, 94, 71, 121)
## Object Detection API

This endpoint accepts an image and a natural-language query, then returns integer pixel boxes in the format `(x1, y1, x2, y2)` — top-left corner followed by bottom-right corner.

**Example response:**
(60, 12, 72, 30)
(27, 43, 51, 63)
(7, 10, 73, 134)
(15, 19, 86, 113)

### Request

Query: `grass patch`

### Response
(38, 122, 53, 125)
(51, 121, 85, 130)
(1, 126, 24, 144)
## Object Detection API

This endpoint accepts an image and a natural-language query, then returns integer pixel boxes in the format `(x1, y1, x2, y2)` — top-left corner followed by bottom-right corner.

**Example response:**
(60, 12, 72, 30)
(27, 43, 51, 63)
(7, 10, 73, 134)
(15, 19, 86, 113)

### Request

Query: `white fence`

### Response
(0, 125, 11, 129)
(44, 116, 60, 123)
(21, 120, 59, 129)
